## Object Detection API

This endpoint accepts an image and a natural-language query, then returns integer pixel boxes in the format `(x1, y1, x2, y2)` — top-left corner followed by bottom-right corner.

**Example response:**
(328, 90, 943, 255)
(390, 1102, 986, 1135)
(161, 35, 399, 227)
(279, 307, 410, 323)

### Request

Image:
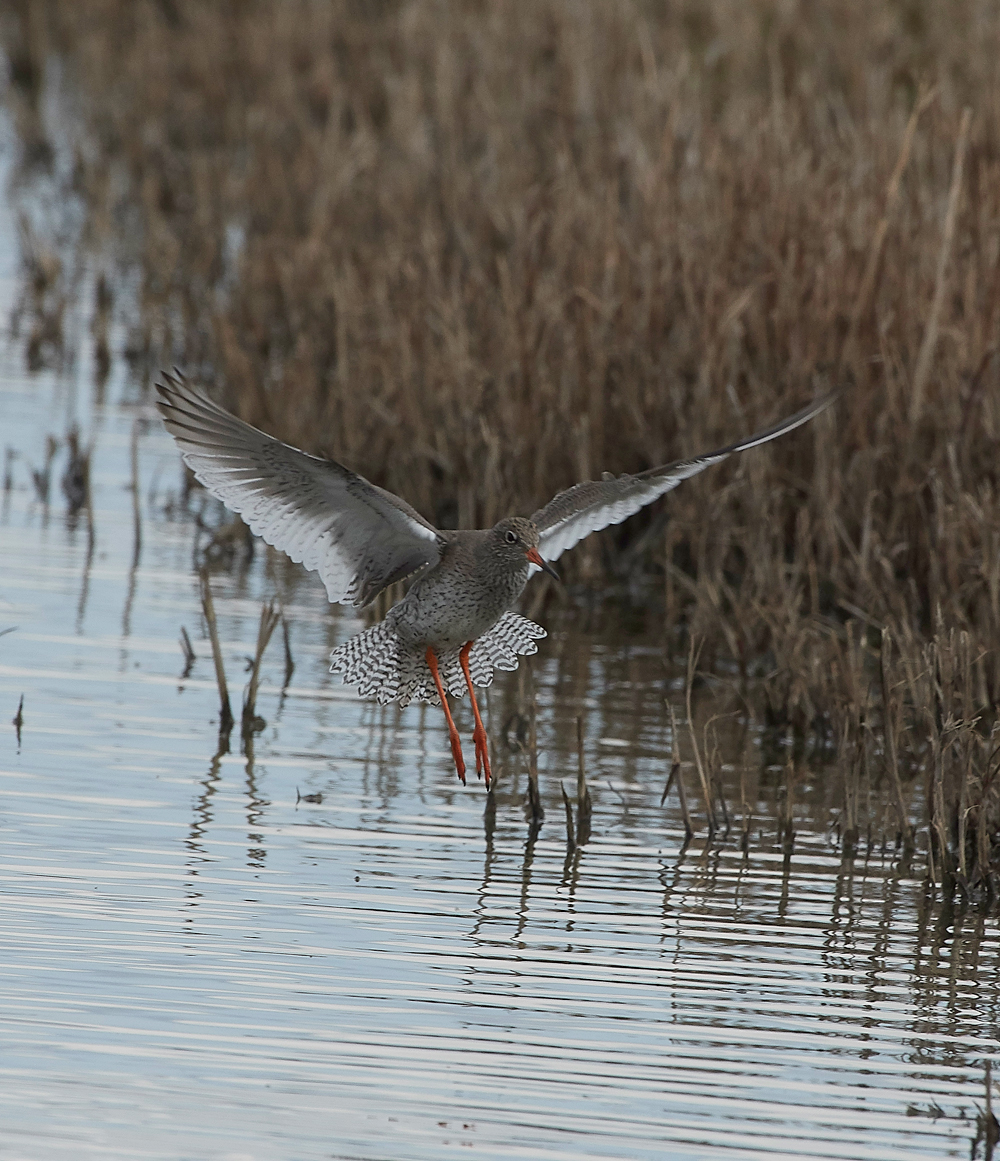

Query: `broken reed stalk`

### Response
(910, 106, 972, 424)
(13, 694, 24, 746)
(925, 643, 954, 883)
(841, 717, 859, 856)
(685, 636, 716, 834)
(526, 718, 543, 824)
(957, 745, 970, 882)
(560, 783, 576, 852)
(781, 755, 796, 853)
(931, 733, 953, 882)
(660, 753, 674, 806)
(242, 600, 281, 741)
(575, 715, 592, 844)
(977, 748, 997, 889)
(739, 759, 752, 854)
(129, 417, 142, 567)
(179, 625, 196, 677)
(198, 568, 233, 739)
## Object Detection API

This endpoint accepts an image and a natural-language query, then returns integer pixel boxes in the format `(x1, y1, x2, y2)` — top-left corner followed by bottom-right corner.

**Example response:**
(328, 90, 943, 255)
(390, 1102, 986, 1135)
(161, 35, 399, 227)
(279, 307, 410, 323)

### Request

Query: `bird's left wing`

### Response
(156, 371, 441, 606)
(532, 392, 836, 564)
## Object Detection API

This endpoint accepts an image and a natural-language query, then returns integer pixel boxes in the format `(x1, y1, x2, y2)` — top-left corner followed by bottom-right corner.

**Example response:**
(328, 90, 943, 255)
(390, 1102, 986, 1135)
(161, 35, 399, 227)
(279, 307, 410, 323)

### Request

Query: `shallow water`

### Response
(1, 145, 999, 1161)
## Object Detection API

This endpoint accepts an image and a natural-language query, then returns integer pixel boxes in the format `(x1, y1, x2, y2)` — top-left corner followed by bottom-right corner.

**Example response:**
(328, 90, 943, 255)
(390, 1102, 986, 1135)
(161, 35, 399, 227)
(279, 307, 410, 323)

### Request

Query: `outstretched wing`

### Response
(156, 371, 441, 606)
(532, 392, 836, 563)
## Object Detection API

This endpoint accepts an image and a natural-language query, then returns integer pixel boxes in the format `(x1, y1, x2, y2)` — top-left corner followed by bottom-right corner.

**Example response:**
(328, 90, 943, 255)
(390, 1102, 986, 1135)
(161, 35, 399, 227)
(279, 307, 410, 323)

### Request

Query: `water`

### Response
(0, 142, 998, 1161)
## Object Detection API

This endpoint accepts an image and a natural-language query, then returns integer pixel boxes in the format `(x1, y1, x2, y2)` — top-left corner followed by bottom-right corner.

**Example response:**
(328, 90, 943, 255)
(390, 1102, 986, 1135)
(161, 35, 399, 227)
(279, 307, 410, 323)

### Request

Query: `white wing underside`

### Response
(532, 393, 835, 566)
(156, 372, 440, 607)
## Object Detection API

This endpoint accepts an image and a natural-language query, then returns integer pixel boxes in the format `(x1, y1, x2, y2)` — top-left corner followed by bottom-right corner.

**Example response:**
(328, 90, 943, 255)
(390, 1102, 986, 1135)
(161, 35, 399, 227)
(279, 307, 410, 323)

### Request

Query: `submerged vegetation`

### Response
(2, 1, 1000, 891)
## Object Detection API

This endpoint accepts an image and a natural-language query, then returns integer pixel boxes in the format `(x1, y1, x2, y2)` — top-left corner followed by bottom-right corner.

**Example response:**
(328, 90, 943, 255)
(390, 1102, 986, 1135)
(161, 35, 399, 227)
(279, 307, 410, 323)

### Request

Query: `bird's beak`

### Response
(526, 546, 559, 580)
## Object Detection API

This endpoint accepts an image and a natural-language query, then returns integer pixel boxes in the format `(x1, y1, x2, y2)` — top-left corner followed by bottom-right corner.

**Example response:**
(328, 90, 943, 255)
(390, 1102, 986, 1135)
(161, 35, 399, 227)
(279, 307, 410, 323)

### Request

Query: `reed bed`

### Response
(2, 0, 999, 889)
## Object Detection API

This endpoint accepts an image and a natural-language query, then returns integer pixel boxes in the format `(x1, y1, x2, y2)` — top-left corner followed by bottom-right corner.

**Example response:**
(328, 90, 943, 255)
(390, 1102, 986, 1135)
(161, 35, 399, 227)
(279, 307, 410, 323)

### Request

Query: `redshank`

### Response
(156, 372, 833, 787)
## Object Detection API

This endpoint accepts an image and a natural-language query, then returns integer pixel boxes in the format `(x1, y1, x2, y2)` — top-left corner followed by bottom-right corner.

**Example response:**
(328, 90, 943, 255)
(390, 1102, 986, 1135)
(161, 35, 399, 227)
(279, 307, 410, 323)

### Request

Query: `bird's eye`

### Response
(504, 530, 517, 545)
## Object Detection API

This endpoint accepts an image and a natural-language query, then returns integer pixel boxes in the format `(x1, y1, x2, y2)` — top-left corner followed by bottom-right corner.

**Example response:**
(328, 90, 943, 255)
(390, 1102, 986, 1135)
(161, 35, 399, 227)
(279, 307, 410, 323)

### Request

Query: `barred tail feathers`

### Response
(467, 611, 546, 685)
(329, 619, 401, 705)
(329, 611, 546, 707)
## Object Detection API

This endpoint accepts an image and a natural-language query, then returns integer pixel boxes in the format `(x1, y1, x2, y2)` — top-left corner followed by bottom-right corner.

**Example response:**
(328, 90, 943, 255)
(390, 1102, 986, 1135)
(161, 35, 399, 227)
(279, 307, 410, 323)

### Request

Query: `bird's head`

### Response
(489, 517, 559, 579)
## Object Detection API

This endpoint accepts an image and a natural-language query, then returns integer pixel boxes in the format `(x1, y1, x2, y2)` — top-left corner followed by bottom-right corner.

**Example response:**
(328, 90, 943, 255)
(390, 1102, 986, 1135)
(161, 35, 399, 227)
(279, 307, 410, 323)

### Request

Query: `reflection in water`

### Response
(186, 750, 224, 871)
(120, 555, 139, 640)
(73, 512, 94, 634)
(514, 827, 540, 944)
(243, 735, 269, 869)
(120, 424, 143, 638)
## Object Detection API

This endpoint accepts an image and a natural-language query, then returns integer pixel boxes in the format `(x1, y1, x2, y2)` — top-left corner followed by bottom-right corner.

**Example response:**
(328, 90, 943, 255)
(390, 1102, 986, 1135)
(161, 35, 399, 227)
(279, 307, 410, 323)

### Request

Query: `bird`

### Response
(155, 371, 834, 788)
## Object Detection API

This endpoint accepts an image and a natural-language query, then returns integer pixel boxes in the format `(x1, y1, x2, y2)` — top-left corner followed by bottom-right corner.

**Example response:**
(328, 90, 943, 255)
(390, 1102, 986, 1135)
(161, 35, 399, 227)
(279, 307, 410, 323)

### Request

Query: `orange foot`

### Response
(472, 721, 492, 788)
(448, 726, 467, 785)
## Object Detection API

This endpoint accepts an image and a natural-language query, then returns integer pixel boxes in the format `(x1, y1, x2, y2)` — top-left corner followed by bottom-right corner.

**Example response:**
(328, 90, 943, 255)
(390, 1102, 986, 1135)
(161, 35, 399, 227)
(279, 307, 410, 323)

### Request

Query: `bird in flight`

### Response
(156, 372, 833, 788)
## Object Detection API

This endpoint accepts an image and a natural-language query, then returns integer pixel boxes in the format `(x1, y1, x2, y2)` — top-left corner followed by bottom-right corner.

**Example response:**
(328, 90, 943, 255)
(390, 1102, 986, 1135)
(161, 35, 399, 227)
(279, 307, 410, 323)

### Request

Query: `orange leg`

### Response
(459, 641, 492, 788)
(425, 647, 466, 784)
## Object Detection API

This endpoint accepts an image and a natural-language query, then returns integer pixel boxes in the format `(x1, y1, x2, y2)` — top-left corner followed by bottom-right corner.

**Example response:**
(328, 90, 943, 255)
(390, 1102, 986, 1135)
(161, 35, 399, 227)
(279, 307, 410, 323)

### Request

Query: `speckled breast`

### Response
(390, 563, 529, 651)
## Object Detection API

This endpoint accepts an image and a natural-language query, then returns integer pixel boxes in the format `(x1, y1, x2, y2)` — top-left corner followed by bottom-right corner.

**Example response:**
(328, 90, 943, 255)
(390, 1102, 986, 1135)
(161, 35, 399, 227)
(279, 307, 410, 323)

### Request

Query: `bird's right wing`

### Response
(156, 371, 441, 606)
(532, 392, 836, 563)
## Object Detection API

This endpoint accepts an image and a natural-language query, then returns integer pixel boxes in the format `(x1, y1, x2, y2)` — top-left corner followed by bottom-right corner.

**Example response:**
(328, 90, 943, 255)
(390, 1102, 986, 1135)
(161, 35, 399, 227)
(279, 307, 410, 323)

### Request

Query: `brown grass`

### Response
(3, 0, 1000, 889)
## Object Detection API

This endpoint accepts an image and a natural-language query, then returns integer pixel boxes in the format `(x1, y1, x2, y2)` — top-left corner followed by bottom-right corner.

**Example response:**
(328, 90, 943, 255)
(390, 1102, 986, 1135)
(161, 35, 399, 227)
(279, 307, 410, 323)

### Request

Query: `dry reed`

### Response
(242, 600, 281, 744)
(575, 715, 592, 845)
(198, 567, 233, 743)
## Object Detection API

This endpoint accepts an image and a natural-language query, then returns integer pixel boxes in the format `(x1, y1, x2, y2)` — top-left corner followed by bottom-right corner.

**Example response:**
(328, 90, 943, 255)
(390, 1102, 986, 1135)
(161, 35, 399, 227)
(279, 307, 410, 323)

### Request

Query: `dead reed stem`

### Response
(840, 718, 858, 856)
(739, 759, 752, 855)
(242, 600, 280, 743)
(782, 756, 796, 854)
(841, 85, 937, 372)
(703, 714, 730, 835)
(957, 750, 970, 882)
(575, 715, 592, 845)
(12, 693, 24, 747)
(198, 568, 233, 741)
(879, 628, 911, 845)
(685, 636, 716, 834)
(179, 625, 196, 678)
(910, 107, 972, 425)
(560, 783, 576, 852)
